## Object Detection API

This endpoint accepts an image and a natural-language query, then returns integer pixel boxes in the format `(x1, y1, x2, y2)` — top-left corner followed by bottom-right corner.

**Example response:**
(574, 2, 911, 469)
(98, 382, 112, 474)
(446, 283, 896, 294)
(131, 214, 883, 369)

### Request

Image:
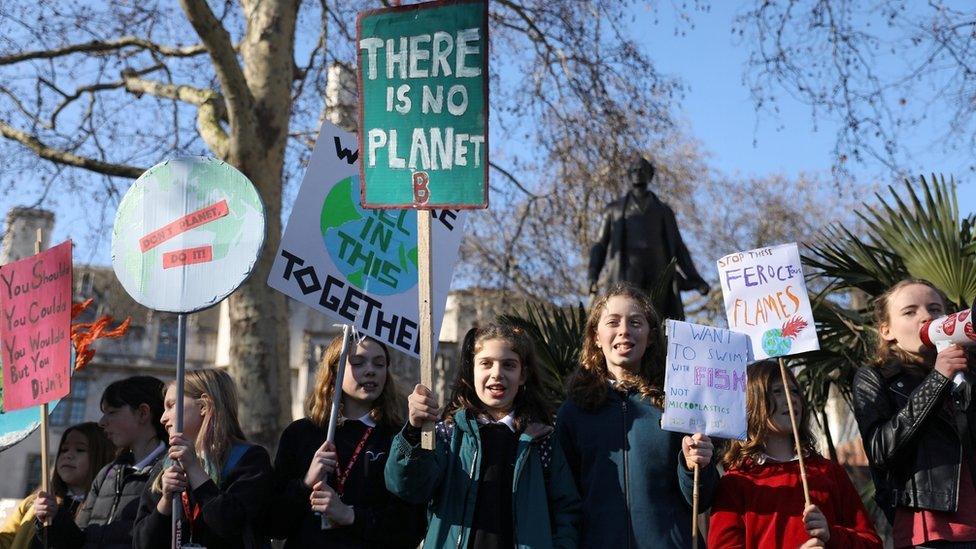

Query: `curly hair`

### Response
(871, 278, 947, 369)
(305, 334, 403, 430)
(445, 322, 554, 430)
(722, 360, 819, 470)
(567, 282, 665, 410)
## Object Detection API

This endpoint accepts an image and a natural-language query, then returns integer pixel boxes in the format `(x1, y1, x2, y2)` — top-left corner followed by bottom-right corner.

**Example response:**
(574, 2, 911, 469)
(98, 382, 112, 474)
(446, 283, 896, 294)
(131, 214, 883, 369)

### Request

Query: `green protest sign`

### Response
(357, 0, 488, 209)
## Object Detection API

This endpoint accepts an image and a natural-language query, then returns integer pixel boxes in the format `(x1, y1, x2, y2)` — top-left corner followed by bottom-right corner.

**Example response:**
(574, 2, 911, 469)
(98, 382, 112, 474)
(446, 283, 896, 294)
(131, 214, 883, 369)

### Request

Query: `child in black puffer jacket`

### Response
(35, 376, 168, 549)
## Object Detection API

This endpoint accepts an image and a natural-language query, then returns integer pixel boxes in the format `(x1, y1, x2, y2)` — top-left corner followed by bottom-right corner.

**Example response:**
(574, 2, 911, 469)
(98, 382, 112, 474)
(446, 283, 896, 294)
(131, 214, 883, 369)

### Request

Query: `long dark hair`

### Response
(446, 322, 554, 430)
(49, 422, 115, 501)
(101, 375, 168, 443)
(568, 282, 665, 410)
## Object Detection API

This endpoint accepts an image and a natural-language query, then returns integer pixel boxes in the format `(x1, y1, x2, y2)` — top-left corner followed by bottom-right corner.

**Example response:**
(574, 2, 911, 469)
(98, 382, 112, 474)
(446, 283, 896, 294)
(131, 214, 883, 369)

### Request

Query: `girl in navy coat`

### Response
(556, 282, 718, 548)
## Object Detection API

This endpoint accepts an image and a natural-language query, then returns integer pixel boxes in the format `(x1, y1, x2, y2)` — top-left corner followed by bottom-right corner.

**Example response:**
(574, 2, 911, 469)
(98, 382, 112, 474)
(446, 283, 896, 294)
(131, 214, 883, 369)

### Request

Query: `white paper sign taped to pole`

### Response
(268, 121, 464, 358)
(662, 319, 751, 440)
(717, 242, 819, 360)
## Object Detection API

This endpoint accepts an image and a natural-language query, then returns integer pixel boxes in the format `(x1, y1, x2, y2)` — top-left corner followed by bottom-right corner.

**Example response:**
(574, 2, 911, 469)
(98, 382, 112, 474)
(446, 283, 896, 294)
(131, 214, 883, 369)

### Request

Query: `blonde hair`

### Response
(722, 361, 818, 470)
(305, 335, 403, 429)
(871, 278, 947, 369)
(567, 282, 664, 410)
(153, 369, 246, 491)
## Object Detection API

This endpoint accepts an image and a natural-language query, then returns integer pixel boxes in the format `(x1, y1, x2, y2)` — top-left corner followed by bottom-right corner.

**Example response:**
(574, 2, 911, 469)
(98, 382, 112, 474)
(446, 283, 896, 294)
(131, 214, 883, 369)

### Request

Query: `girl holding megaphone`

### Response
(852, 279, 976, 548)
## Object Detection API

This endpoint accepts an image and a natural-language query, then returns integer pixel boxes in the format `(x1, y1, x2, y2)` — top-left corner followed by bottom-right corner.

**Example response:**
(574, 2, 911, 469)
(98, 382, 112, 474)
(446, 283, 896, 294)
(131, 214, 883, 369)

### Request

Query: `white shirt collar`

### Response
(134, 441, 167, 469)
(476, 412, 516, 433)
(351, 412, 377, 428)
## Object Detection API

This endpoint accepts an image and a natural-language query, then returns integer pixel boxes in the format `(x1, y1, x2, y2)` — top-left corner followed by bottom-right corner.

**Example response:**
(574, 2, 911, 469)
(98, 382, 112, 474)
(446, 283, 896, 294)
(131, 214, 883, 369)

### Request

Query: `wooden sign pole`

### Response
(691, 464, 700, 549)
(418, 210, 435, 450)
(35, 230, 51, 524)
(778, 357, 811, 505)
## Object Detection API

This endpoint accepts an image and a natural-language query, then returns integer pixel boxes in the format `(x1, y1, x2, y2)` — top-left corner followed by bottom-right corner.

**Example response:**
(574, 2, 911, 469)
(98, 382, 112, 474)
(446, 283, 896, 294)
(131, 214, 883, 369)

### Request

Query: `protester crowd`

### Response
(0, 279, 971, 548)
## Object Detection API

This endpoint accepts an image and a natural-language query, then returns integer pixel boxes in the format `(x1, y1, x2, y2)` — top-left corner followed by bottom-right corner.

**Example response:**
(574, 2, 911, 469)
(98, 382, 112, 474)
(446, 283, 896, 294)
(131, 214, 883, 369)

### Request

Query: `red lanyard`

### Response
(180, 490, 202, 540)
(335, 427, 373, 496)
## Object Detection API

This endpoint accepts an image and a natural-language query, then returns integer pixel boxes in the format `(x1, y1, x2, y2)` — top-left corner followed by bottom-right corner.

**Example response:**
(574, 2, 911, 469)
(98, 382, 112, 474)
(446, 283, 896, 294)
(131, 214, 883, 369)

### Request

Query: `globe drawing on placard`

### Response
(112, 157, 265, 313)
(761, 316, 809, 358)
(320, 176, 418, 296)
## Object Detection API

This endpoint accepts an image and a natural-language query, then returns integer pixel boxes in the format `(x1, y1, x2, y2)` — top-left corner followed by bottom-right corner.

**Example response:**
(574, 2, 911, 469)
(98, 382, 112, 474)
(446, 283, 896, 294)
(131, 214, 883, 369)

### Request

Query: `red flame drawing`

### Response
(780, 316, 808, 340)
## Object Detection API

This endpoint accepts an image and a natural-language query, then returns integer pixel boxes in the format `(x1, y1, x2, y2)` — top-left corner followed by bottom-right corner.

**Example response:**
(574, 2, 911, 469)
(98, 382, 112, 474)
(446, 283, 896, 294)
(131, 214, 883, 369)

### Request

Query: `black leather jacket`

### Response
(852, 363, 976, 522)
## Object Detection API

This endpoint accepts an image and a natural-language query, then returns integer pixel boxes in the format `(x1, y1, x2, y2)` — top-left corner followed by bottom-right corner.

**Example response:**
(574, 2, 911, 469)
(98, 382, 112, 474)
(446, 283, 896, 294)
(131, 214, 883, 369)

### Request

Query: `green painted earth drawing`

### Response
(761, 328, 793, 357)
(321, 176, 418, 295)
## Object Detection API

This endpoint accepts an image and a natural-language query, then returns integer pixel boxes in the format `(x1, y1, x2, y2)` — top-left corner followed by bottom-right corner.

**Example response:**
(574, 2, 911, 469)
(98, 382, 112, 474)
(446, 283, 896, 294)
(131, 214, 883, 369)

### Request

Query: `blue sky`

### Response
(2, 2, 974, 265)
(636, 2, 976, 216)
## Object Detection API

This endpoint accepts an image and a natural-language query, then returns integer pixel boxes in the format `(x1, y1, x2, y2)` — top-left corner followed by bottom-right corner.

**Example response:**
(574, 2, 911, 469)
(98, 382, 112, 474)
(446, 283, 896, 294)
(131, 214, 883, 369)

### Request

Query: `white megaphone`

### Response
(919, 306, 976, 388)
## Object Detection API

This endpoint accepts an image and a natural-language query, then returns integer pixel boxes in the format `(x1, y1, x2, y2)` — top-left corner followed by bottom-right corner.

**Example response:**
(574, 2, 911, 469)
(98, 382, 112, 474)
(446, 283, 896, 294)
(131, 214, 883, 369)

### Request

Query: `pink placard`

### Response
(0, 240, 72, 410)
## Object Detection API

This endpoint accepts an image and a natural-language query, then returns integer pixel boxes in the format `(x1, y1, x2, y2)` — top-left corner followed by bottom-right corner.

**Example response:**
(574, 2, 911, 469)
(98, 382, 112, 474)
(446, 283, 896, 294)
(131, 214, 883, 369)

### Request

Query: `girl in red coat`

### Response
(709, 360, 881, 549)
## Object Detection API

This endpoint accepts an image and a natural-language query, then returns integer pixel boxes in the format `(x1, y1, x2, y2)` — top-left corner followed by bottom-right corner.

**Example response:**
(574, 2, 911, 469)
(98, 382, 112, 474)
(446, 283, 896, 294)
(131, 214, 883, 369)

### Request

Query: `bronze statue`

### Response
(587, 157, 709, 320)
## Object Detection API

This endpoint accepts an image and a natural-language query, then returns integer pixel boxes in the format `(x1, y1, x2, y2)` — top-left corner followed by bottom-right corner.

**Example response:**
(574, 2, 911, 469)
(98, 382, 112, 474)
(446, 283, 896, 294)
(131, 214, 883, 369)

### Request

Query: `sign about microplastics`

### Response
(662, 319, 750, 440)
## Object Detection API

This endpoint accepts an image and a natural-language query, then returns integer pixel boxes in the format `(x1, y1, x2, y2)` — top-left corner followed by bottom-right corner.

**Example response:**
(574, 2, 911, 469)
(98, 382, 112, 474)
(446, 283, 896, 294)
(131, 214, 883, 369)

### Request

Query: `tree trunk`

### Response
(221, 0, 299, 453)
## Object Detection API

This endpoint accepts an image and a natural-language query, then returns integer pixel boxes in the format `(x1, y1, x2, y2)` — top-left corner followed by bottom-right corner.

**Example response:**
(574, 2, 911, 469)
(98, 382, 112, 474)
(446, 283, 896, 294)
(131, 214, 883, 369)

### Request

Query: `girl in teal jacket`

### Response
(385, 322, 580, 549)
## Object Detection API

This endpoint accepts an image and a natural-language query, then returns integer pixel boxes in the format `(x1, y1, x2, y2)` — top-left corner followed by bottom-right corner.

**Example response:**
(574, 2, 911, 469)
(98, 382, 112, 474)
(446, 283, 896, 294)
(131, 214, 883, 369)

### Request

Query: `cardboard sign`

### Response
(111, 157, 266, 313)
(0, 241, 72, 410)
(717, 243, 820, 360)
(268, 121, 464, 358)
(357, 0, 488, 209)
(662, 319, 750, 440)
(0, 348, 72, 450)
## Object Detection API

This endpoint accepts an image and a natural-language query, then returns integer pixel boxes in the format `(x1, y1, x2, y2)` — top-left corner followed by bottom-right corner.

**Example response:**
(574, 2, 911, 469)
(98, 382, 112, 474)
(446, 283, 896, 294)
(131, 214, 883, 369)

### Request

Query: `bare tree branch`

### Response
(0, 85, 50, 129)
(0, 120, 144, 178)
(121, 71, 230, 155)
(121, 72, 225, 116)
(179, 0, 255, 139)
(0, 36, 210, 65)
(489, 160, 543, 199)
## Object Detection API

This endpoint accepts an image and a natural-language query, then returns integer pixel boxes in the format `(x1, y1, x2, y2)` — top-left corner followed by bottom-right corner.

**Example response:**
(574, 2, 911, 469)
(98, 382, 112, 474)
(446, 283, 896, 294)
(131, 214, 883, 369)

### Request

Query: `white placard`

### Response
(268, 122, 464, 358)
(662, 320, 750, 440)
(717, 242, 819, 360)
(111, 157, 265, 313)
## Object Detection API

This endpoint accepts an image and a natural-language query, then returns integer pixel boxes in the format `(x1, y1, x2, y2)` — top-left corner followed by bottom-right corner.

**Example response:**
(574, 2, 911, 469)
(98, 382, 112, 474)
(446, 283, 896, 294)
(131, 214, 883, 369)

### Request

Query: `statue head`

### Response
(628, 156, 655, 189)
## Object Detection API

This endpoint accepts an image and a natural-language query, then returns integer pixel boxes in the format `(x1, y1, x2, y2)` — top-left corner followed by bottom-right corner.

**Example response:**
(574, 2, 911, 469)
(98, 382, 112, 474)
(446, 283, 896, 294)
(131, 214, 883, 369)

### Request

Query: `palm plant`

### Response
(499, 301, 587, 408)
(796, 174, 976, 423)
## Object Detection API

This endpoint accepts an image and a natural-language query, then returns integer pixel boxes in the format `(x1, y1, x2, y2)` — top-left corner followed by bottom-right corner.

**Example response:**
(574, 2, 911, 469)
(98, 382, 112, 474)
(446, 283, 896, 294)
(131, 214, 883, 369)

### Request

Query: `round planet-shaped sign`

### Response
(112, 157, 265, 313)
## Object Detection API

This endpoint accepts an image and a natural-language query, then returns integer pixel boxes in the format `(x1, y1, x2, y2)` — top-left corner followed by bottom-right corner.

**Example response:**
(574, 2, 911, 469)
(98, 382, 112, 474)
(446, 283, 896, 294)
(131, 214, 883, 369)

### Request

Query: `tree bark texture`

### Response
(182, 0, 299, 452)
